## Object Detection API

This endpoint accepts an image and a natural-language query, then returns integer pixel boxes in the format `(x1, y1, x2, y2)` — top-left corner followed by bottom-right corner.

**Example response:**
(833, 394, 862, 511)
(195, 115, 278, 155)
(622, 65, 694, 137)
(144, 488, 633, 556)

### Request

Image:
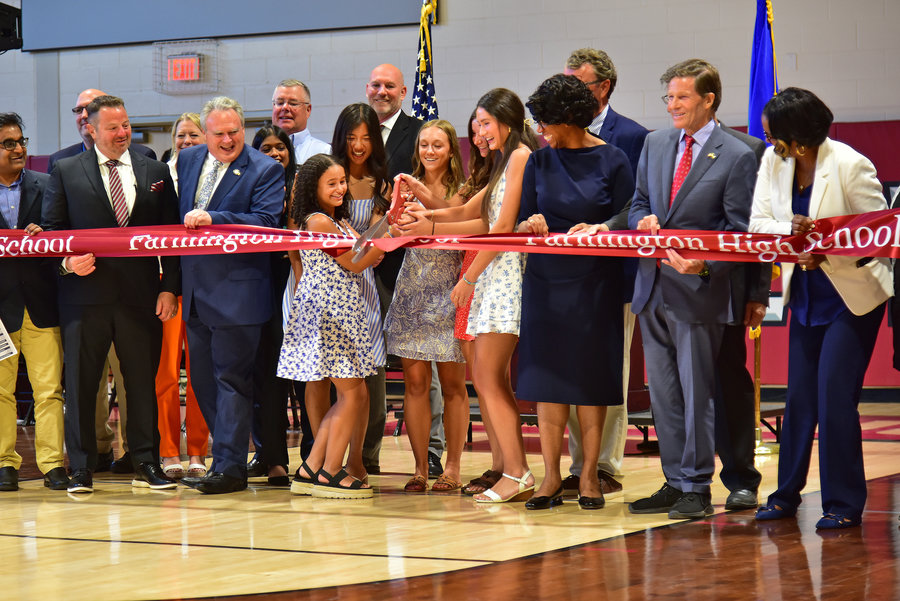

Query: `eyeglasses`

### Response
(581, 79, 604, 87)
(661, 92, 711, 105)
(0, 138, 28, 151)
(272, 100, 310, 109)
(71, 105, 89, 114)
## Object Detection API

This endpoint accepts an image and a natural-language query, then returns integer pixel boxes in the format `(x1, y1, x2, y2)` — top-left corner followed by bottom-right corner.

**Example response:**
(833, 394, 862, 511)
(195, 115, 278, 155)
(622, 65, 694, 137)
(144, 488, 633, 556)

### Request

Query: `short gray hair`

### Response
(275, 79, 311, 101)
(200, 96, 244, 129)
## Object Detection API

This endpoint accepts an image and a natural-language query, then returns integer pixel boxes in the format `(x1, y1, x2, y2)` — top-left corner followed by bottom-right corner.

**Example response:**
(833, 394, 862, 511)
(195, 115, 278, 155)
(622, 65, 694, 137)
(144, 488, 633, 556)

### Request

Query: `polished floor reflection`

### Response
(2, 406, 899, 600)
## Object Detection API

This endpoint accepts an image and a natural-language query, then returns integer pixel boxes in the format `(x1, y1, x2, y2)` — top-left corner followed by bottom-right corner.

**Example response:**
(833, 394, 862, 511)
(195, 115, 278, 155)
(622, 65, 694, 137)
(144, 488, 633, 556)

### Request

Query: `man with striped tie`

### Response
(42, 95, 180, 493)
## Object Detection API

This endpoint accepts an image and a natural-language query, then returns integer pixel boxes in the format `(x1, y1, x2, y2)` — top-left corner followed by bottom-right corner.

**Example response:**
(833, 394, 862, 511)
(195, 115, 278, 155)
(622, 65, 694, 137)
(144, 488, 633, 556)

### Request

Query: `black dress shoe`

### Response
(95, 450, 114, 473)
(110, 452, 134, 474)
(427, 452, 443, 479)
(628, 482, 682, 514)
(0, 466, 18, 491)
(195, 471, 247, 494)
(578, 494, 606, 510)
(725, 488, 758, 510)
(525, 485, 564, 510)
(246, 457, 268, 478)
(43, 467, 70, 490)
(132, 462, 177, 490)
(67, 469, 93, 493)
(363, 463, 381, 475)
(561, 474, 580, 499)
(668, 492, 714, 519)
(180, 475, 203, 489)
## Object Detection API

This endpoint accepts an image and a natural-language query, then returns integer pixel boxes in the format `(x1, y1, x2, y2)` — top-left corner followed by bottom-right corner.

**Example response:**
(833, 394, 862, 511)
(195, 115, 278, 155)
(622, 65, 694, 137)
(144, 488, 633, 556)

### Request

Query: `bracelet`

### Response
(430, 209, 435, 219)
(462, 274, 477, 286)
(431, 220, 435, 235)
(697, 261, 710, 277)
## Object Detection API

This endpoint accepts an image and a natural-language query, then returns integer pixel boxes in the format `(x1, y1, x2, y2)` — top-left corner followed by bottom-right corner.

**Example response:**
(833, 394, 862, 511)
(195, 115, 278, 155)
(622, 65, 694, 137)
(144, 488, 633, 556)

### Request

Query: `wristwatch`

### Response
(697, 261, 710, 278)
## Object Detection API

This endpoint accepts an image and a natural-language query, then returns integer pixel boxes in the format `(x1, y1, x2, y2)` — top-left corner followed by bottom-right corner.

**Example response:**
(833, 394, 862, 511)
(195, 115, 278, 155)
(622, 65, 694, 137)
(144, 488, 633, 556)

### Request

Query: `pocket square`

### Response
(150, 180, 165, 192)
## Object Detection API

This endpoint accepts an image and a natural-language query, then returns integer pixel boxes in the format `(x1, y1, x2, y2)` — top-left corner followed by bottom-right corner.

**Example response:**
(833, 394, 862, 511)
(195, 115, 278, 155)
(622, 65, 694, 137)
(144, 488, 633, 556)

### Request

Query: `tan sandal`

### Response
(431, 473, 462, 492)
(404, 475, 427, 493)
(463, 470, 501, 496)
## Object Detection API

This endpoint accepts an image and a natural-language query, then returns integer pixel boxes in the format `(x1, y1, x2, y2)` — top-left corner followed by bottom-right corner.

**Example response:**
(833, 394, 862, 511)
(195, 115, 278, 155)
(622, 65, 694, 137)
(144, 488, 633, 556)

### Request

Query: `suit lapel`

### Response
(178, 148, 203, 215)
(600, 108, 617, 141)
(385, 112, 407, 157)
(667, 127, 723, 219)
(808, 143, 831, 219)
(80, 149, 118, 223)
(656, 130, 679, 223)
(16, 171, 38, 228)
(206, 146, 250, 211)
(129, 150, 149, 224)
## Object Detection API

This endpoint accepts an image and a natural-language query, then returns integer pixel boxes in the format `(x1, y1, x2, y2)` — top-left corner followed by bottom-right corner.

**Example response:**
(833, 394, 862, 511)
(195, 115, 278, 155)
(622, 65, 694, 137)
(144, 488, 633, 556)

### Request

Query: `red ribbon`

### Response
(3, 209, 900, 262)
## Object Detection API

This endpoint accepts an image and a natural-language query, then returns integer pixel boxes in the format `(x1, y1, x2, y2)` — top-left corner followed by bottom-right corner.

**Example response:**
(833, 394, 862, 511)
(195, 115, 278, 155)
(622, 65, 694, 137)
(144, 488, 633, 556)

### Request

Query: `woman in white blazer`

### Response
(749, 88, 892, 530)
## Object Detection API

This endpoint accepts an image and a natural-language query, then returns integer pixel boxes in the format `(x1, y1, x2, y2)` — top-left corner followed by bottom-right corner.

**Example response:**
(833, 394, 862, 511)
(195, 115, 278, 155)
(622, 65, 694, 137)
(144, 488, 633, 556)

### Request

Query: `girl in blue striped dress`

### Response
(330, 104, 391, 478)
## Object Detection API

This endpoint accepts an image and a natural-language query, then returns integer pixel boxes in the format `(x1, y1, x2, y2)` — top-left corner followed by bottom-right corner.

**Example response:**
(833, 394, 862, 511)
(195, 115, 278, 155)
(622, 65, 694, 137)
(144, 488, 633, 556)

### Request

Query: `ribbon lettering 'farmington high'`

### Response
(3, 210, 900, 262)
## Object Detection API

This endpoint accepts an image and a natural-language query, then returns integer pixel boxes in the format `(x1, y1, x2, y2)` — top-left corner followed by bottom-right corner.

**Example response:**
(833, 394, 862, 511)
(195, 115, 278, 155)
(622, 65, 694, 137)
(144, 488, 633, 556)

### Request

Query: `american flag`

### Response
(411, 0, 438, 120)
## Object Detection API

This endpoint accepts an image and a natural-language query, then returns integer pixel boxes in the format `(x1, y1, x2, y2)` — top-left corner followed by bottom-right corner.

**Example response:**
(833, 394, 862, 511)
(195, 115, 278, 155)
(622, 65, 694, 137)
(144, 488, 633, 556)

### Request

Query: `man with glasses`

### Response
(48, 88, 156, 173)
(626, 59, 757, 519)
(271, 79, 330, 164)
(561, 48, 649, 499)
(0, 112, 68, 492)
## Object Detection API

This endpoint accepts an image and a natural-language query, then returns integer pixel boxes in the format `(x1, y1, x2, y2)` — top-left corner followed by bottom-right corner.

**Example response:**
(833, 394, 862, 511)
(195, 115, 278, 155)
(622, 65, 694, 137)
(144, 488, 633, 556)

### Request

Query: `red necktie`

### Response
(106, 159, 130, 226)
(670, 134, 694, 206)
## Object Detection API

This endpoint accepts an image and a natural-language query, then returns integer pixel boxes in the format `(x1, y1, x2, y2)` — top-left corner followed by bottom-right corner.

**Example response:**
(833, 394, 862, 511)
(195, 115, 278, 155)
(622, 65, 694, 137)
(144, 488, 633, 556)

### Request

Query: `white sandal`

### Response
(187, 463, 207, 477)
(474, 470, 534, 503)
(162, 463, 185, 479)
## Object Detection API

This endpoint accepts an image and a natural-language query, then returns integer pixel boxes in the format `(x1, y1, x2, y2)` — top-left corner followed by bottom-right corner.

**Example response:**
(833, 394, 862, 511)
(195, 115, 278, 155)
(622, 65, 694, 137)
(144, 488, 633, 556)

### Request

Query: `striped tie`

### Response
(106, 159, 129, 226)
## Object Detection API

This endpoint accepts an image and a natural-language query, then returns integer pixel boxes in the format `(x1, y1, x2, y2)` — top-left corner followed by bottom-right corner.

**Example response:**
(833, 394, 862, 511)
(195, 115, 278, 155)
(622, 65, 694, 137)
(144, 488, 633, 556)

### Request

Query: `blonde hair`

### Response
(169, 112, 203, 156)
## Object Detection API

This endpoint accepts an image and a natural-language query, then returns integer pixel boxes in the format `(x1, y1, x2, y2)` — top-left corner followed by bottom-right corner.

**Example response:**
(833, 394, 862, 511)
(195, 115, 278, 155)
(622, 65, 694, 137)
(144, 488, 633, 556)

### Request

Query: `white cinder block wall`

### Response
(2, 0, 899, 156)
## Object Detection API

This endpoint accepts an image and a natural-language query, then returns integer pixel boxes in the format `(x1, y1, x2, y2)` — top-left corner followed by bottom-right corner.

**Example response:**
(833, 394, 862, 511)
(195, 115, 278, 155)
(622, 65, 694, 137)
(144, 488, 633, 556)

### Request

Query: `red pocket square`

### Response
(150, 180, 165, 192)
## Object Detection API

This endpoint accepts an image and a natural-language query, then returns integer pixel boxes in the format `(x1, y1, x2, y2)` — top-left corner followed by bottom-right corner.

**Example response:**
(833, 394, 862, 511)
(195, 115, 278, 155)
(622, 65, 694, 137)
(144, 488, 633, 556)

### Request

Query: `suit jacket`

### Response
(176, 144, 284, 327)
(384, 110, 423, 178)
(628, 125, 757, 323)
(599, 106, 649, 179)
(47, 141, 156, 174)
(41, 148, 180, 310)
(0, 169, 59, 330)
(720, 125, 771, 321)
(749, 137, 892, 316)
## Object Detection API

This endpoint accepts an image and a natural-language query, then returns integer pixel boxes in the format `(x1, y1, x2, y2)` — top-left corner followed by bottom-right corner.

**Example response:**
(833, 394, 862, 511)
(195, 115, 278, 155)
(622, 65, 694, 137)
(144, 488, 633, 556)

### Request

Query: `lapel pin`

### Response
(707, 153, 717, 159)
(233, 169, 241, 176)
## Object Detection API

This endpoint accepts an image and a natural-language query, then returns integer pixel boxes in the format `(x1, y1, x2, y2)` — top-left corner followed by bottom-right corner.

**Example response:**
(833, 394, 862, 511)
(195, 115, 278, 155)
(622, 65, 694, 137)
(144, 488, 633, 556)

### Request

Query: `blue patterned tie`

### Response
(195, 159, 223, 210)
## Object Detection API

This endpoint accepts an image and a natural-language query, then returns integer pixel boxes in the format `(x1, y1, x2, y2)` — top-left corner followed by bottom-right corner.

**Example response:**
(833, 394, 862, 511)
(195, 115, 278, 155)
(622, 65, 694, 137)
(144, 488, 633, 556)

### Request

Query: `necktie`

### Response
(670, 134, 694, 206)
(195, 159, 223, 210)
(106, 159, 129, 226)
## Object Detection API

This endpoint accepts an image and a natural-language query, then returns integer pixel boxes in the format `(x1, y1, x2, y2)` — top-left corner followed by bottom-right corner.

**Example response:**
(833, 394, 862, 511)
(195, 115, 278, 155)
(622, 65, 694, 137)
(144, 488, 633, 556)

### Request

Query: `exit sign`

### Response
(167, 54, 200, 81)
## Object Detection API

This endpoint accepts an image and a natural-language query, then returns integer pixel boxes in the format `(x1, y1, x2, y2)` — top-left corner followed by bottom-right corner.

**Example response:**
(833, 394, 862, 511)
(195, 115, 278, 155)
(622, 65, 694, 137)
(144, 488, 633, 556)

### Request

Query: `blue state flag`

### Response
(748, 0, 778, 141)
(411, 0, 439, 120)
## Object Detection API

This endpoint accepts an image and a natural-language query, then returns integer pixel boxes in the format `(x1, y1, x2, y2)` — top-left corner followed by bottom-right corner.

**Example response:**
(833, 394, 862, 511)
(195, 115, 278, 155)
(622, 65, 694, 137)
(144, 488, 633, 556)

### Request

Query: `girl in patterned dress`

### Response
(277, 154, 386, 499)
(331, 103, 391, 477)
(397, 89, 540, 503)
(383, 120, 468, 492)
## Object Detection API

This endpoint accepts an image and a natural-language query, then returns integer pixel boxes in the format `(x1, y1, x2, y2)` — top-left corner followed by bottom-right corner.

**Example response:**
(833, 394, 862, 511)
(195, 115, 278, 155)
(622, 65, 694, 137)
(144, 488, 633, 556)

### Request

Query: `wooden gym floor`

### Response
(2, 403, 899, 601)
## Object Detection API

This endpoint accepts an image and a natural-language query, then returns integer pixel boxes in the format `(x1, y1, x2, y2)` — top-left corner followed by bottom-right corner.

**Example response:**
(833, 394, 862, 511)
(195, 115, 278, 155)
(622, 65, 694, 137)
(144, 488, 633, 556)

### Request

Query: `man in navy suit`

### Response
(177, 97, 284, 494)
(562, 48, 650, 496)
(42, 96, 180, 493)
(627, 59, 757, 518)
(0, 113, 68, 492)
(48, 88, 156, 173)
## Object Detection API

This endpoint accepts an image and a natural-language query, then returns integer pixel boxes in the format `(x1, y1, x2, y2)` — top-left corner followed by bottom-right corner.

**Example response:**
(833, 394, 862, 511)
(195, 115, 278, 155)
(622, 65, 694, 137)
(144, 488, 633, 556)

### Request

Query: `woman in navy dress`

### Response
(516, 74, 634, 510)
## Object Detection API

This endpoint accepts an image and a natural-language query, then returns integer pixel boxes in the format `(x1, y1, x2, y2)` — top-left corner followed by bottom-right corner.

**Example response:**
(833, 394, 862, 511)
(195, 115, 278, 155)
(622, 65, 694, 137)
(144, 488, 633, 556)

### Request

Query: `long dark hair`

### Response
(330, 103, 390, 214)
(459, 108, 494, 200)
(476, 88, 539, 222)
(252, 124, 297, 212)
(291, 153, 349, 228)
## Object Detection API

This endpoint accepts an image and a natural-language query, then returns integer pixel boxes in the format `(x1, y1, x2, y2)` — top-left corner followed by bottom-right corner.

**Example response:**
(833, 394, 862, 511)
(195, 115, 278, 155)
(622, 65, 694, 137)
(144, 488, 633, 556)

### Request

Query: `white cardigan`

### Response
(749, 138, 892, 315)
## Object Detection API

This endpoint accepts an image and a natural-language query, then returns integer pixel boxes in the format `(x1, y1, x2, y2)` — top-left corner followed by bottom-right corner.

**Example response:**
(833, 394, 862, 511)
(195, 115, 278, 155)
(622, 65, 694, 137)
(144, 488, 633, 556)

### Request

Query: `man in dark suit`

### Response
(48, 87, 155, 474)
(0, 113, 68, 492)
(177, 96, 283, 494)
(627, 59, 757, 519)
(561, 48, 650, 495)
(42, 95, 180, 493)
(366, 63, 443, 477)
(47, 88, 156, 173)
(714, 123, 768, 510)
